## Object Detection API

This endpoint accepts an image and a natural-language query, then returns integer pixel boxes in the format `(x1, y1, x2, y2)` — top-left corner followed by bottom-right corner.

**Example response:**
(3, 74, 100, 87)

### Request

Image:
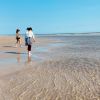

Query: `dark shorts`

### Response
(16, 38, 20, 43)
(16, 37, 20, 43)
(16, 37, 20, 40)
(28, 45, 31, 51)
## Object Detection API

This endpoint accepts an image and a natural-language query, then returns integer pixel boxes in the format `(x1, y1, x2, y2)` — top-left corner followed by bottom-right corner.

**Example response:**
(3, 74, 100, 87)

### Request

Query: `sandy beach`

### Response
(0, 35, 100, 100)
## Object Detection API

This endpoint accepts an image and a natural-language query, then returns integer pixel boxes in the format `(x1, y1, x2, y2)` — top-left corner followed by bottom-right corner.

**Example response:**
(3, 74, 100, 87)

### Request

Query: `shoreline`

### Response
(0, 35, 66, 76)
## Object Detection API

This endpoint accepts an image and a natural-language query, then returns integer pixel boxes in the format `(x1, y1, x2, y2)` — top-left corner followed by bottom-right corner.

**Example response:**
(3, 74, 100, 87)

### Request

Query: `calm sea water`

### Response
(0, 33, 100, 66)
(1, 33, 100, 45)
(1, 32, 100, 36)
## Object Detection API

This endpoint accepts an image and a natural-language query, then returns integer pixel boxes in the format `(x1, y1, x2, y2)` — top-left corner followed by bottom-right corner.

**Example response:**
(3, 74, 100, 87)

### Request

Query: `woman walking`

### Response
(25, 27, 35, 56)
(15, 29, 22, 47)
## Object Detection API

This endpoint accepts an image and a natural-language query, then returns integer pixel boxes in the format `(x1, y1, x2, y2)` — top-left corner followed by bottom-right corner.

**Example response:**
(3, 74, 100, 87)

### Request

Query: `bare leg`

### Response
(19, 39, 22, 47)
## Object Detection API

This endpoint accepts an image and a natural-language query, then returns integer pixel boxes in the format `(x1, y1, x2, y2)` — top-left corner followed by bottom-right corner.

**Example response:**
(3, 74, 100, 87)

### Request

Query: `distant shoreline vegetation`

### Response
(0, 32, 100, 36)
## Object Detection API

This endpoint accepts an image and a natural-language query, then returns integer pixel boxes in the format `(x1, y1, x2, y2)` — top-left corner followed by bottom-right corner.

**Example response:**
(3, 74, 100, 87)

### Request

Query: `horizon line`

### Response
(0, 31, 100, 35)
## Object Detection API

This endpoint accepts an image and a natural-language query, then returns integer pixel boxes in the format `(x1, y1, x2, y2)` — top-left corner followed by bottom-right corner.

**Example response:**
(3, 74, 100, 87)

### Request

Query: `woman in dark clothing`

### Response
(15, 29, 22, 47)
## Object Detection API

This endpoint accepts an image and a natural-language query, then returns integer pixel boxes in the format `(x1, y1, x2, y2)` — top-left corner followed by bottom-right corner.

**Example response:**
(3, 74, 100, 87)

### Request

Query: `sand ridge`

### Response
(0, 57, 100, 100)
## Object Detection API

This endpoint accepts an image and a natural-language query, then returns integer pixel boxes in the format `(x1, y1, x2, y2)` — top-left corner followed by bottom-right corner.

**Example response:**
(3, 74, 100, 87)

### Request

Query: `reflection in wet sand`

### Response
(24, 55, 32, 64)
(27, 56, 31, 63)
(16, 50, 31, 64)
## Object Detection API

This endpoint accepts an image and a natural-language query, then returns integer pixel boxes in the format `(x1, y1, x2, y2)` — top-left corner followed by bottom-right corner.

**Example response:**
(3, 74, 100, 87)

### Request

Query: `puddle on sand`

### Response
(0, 52, 44, 66)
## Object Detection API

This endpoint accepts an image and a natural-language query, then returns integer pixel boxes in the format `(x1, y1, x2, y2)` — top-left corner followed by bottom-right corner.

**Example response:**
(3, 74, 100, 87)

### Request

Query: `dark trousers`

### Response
(28, 45, 31, 51)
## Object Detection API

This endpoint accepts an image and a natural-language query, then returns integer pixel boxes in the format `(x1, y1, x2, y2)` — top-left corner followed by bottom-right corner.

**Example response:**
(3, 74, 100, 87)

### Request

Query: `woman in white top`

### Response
(25, 27, 35, 56)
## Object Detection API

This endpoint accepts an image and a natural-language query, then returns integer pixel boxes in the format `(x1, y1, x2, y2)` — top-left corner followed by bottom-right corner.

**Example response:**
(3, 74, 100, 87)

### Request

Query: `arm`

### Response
(32, 32, 35, 42)
(32, 36, 35, 42)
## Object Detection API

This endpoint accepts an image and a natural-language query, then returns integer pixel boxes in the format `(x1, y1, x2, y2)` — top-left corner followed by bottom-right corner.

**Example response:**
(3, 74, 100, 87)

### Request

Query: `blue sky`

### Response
(0, 0, 100, 34)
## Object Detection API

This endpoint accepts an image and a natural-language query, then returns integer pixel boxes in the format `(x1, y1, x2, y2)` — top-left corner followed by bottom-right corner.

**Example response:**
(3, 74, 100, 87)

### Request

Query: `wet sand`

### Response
(0, 35, 100, 100)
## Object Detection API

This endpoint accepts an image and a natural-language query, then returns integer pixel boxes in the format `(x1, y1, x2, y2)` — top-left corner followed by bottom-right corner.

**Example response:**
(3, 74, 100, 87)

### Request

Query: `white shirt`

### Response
(25, 30, 35, 39)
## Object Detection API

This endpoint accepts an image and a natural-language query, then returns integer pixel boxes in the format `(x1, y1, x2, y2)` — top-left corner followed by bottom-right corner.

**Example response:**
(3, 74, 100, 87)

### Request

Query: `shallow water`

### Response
(1, 35, 100, 66)
(0, 40, 65, 66)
